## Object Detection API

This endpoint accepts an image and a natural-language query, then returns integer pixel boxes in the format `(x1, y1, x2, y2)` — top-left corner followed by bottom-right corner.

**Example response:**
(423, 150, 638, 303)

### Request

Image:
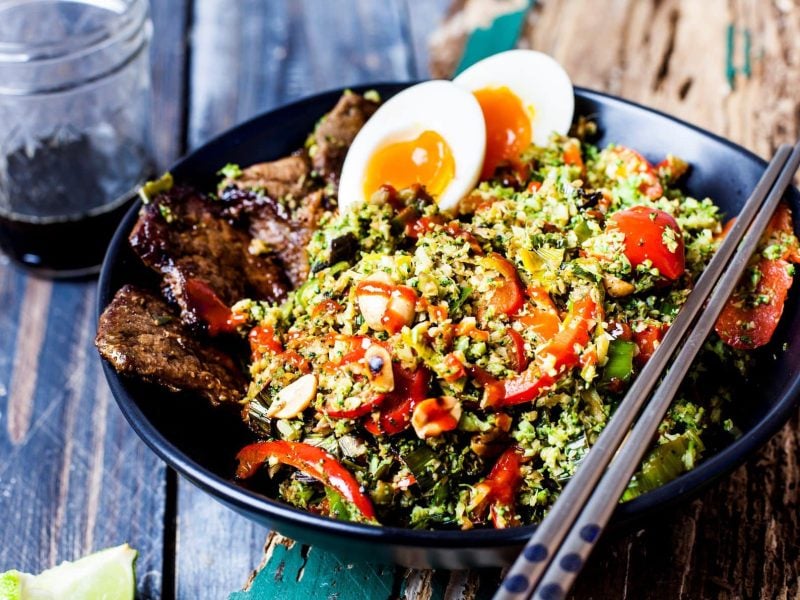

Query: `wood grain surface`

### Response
(0, 3, 189, 599)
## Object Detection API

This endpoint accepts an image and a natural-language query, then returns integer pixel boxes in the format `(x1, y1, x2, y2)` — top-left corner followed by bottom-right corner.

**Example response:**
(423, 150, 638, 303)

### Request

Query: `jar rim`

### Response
(0, 0, 148, 63)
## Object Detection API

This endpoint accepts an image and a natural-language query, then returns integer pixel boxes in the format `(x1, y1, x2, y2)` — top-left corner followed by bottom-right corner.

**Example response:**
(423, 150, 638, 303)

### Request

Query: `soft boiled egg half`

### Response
(337, 51, 574, 214)
(454, 50, 574, 180)
(337, 80, 486, 215)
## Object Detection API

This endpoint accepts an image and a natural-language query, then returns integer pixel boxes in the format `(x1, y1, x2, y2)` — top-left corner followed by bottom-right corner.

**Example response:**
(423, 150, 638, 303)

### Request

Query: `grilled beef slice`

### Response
(96, 285, 245, 404)
(221, 187, 325, 288)
(219, 153, 311, 201)
(217, 92, 377, 287)
(129, 186, 291, 328)
(312, 91, 378, 183)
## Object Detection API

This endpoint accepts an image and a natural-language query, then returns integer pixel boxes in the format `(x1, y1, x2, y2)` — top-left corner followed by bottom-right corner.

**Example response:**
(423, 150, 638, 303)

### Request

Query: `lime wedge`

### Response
(0, 544, 137, 600)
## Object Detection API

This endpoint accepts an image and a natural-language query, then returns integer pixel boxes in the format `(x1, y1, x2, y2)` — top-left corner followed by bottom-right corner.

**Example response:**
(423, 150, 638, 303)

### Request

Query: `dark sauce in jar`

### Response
(0, 134, 150, 277)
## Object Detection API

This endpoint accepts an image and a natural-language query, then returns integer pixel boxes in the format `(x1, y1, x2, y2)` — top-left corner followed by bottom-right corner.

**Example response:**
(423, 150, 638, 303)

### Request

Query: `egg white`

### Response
(453, 49, 574, 146)
(337, 80, 486, 215)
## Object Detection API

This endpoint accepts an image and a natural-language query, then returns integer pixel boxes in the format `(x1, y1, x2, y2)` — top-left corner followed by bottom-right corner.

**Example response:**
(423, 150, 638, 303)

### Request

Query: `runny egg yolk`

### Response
(473, 86, 532, 180)
(363, 130, 455, 199)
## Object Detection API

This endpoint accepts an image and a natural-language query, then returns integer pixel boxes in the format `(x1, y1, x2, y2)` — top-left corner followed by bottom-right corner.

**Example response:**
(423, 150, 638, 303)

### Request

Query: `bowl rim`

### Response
(97, 82, 800, 548)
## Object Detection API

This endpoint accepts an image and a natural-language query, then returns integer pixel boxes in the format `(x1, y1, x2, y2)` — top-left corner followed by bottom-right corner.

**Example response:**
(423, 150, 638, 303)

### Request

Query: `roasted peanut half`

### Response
(364, 344, 394, 392)
(356, 272, 416, 332)
(603, 274, 635, 298)
(266, 373, 317, 419)
(411, 396, 462, 439)
(357, 272, 392, 330)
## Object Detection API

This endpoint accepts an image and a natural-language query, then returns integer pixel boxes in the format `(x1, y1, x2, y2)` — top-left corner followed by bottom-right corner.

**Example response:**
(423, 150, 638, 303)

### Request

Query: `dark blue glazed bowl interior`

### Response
(97, 84, 800, 569)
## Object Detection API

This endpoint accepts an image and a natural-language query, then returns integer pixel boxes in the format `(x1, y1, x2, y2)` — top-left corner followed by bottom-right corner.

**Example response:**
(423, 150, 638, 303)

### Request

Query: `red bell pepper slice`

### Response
(235, 440, 376, 521)
(406, 215, 445, 239)
(656, 154, 689, 183)
(506, 328, 528, 372)
(607, 319, 633, 341)
(716, 202, 800, 349)
(281, 350, 311, 373)
(184, 278, 237, 335)
(497, 295, 599, 407)
(366, 364, 430, 435)
(715, 257, 793, 349)
(248, 324, 283, 360)
(604, 146, 663, 199)
(632, 322, 667, 366)
(563, 139, 584, 171)
(518, 287, 561, 340)
(500, 369, 554, 408)
(362, 418, 382, 436)
(766, 202, 800, 262)
(311, 298, 343, 316)
(471, 447, 525, 528)
(320, 335, 372, 372)
(609, 206, 685, 280)
(469, 366, 506, 407)
(483, 253, 525, 317)
(442, 352, 467, 382)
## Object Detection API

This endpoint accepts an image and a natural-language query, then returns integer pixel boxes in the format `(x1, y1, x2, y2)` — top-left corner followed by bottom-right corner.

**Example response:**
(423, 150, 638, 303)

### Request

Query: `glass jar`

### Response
(0, 0, 153, 277)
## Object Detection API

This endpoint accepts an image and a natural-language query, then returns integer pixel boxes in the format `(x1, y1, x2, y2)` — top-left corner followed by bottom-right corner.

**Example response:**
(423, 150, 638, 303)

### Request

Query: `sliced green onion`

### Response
(403, 446, 440, 491)
(138, 172, 173, 204)
(603, 340, 636, 382)
(573, 217, 592, 243)
(451, 285, 473, 313)
(624, 430, 704, 499)
(325, 488, 355, 521)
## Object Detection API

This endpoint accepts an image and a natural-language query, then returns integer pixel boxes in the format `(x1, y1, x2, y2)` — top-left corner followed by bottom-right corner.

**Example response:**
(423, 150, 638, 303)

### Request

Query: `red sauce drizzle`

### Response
(184, 278, 235, 336)
(355, 279, 417, 334)
(414, 397, 459, 433)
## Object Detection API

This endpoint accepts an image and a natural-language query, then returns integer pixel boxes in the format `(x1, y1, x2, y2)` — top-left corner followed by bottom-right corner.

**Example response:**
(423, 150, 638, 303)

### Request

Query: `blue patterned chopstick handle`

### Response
(530, 496, 616, 599)
(496, 513, 607, 600)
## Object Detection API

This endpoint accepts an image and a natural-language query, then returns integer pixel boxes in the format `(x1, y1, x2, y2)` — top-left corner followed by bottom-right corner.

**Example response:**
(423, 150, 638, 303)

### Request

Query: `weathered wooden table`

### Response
(1, 1, 798, 599)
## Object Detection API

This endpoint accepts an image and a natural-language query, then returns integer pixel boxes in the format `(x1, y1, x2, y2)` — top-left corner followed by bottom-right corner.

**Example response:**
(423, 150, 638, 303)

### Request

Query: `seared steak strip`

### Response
(218, 92, 378, 287)
(312, 91, 379, 184)
(219, 153, 311, 201)
(96, 285, 246, 405)
(221, 187, 326, 288)
(97, 92, 381, 408)
(129, 186, 290, 330)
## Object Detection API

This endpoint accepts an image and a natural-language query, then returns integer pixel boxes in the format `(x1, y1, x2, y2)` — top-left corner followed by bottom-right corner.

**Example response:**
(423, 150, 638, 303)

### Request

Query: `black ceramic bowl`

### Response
(97, 83, 800, 569)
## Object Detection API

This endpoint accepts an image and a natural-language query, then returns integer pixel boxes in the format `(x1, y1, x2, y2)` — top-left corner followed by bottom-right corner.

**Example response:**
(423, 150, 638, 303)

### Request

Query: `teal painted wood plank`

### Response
(453, 0, 533, 75)
(235, 547, 506, 600)
(229, 534, 396, 600)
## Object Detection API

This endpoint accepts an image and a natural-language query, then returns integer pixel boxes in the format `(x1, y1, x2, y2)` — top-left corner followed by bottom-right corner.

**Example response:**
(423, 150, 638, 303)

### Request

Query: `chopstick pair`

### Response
(495, 142, 800, 600)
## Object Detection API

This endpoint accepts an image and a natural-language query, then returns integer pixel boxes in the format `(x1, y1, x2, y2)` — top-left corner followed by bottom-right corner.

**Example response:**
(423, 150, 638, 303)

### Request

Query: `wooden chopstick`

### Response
(494, 142, 800, 600)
